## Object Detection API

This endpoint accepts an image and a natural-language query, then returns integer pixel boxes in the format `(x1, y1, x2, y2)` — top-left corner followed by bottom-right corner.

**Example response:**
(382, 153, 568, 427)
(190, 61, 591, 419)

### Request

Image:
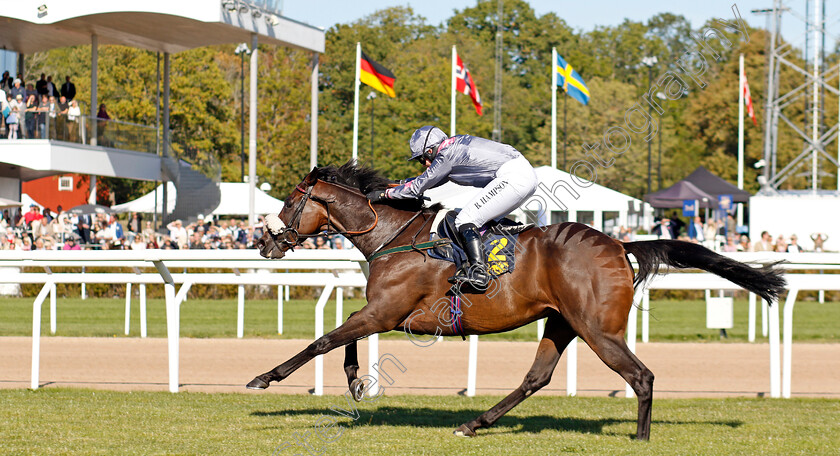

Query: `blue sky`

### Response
(283, 0, 838, 49)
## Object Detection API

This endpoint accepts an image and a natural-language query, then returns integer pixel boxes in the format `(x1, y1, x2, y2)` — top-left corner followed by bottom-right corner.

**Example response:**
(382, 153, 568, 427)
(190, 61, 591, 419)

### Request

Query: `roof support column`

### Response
(89, 34, 98, 204)
(162, 52, 171, 223)
(310, 53, 319, 170)
(248, 33, 258, 227)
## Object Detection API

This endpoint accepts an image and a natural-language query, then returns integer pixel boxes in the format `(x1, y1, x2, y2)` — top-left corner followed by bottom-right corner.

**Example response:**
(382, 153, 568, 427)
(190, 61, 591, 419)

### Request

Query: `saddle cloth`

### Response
(426, 210, 530, 277)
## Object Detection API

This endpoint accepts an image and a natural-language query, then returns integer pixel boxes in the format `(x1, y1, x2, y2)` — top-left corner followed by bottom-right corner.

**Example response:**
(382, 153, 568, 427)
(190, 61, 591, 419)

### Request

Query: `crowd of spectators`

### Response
(1, 71, 86, 141)
(618, 211, 831, 253)
(0, 205, 355, 251)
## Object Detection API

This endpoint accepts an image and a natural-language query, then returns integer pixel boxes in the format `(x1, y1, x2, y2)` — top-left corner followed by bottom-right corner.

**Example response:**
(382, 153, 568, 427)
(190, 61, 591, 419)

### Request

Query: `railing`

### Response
(3, 249, 837, 398)
(12, 107, 157, 154)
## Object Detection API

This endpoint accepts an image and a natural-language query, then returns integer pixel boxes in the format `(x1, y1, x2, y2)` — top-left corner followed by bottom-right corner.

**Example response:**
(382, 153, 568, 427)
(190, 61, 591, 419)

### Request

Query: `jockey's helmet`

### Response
(408, 126, 447, 162)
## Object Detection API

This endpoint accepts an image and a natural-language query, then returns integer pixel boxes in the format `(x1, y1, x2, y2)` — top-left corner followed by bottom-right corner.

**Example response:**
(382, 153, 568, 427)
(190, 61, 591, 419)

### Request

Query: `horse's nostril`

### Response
(257, 239, 265, 250)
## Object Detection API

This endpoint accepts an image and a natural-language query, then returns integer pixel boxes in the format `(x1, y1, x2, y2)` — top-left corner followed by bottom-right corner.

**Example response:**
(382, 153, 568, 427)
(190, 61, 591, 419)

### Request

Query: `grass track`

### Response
(1, 297, 839, 342)
(1, 389, 838, 455)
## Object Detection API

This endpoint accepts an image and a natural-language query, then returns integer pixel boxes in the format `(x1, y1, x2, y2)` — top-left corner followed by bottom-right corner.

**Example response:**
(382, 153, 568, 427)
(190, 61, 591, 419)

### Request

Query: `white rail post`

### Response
(139, 284, 147, 338)
(81, 266, 86, 300)
(49, 282, 56, 335)
(467, 334, 478, 397)
(748, 292, 756, 342)
(762, 298, 768, 337)
(768, 294, 781, 398)
(314, 280, 335, 396)
(124, 282, 132, 335)
(641, 288, 650, 343)
(237, 285, 245, 339)
(153, 260, 181, 393)
(277, 285, 283, 335)
(234, 268, 244, 338)
(368, 332, 379, 396)
(566, 337, 577, 396)
(336, 287, 343, 329)
(537, 318, 544, 340)
(782, 289, 799, 398)
(30, 282, 53, 390)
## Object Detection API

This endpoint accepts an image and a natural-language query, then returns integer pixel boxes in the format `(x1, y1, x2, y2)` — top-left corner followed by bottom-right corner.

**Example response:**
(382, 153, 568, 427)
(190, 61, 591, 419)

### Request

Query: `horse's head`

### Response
(257, 170, 332, 259)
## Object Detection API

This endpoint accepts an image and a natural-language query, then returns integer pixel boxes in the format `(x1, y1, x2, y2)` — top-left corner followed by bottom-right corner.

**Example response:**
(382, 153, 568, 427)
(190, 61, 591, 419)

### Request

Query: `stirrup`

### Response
(448, 264, 490, 290)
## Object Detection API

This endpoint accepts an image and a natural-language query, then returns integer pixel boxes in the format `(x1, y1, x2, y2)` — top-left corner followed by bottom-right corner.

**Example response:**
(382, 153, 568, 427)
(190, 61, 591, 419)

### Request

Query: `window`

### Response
(577, 211, 595, 227)
(603, 211, 620, 235)
(522, 210, 544, 226)
(550, 211, 568, 225)
(58, 176, 73, 191)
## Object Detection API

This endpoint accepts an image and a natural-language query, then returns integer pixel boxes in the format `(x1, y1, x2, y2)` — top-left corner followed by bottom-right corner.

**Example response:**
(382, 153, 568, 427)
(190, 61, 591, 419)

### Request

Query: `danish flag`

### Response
(455, 53, 483, 116)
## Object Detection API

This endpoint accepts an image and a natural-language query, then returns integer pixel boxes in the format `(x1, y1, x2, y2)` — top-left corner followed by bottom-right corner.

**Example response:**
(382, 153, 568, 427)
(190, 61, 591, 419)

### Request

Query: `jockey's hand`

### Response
(366, 190, 388, 203)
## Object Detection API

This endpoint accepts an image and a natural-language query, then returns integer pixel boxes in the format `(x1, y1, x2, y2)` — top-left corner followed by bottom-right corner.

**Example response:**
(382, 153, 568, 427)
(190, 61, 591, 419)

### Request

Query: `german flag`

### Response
(360, 52, 396, 98)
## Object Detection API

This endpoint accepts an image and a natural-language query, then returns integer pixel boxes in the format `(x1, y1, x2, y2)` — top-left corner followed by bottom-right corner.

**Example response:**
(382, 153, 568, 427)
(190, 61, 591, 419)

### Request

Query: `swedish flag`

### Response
(555, 54, 590, 105)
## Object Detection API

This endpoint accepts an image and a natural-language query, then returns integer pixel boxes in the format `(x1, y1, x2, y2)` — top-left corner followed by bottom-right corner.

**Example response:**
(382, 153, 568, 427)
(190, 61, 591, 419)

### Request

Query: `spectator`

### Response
(739, 234, 751, 252)
(811, 233, 828, 252)
(6, 96, 20, 139)
(24, 93, 37, 139)
(96, 103, 110, 146)
(722, 235, 739, 252)
(47, 95, 57, 138)
(67, 99, 80, 142)
(688, 216, 704, 243)
(774, 235, 788, 253)
(35, 73, 48, 96)
(36, 94, 49, 138)
(752, 231, 774, 252)
(786, 235, 803, 253)
(166, 219, 188, 249)
(10, 79, 25, 103)
(314, 236, 331, 250)
(56, 95, 69, 140)
(45, 75, 58, 98)
(60, 76, 76, 101)
(63, 236, 82, 251)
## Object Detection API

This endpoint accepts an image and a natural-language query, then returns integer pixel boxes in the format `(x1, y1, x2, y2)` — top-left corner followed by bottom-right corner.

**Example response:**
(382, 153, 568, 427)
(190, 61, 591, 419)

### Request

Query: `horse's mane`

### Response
(314, 160, 442, 213)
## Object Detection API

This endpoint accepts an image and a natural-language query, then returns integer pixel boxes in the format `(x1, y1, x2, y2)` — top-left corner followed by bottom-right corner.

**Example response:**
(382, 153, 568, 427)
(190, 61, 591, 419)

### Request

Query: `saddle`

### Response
(429, 210, 531, 277)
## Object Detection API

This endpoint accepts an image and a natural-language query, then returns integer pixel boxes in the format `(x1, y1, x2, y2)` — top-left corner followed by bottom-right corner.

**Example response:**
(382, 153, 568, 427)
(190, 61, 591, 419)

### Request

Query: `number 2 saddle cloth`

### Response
(427, 210, 532, 277)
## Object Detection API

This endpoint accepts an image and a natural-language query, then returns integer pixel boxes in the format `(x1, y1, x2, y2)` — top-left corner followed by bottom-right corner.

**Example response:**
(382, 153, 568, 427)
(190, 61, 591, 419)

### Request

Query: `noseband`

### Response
(269, 181, 378, 252)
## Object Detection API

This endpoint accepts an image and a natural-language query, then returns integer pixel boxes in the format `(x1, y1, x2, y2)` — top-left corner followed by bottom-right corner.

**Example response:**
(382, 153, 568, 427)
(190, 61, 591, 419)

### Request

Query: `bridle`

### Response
(271, 180, 378, 251)
(269, 178, 432, 260)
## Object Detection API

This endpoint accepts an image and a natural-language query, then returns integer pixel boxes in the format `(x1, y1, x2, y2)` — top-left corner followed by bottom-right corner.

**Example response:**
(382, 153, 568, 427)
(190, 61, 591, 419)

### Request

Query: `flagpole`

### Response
(352, 42, 361, 161)
(737, 53, 745, 227)
(563, 89, 567, 170)
(451, 45, 457, 137)
(551, 47, 557, 169)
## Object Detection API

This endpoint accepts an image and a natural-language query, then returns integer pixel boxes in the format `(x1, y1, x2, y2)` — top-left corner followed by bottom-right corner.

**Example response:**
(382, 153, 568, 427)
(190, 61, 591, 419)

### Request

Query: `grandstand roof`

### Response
(0, 1, 324, 54)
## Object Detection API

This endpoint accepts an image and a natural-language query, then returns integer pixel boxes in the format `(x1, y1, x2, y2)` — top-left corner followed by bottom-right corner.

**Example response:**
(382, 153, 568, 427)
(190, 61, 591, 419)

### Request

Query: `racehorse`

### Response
(247, 161, 786, 441)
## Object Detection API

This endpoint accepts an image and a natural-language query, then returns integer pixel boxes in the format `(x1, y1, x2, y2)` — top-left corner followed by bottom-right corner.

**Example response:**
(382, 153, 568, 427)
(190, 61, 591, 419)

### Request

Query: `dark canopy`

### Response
(644, 180, 718, 209)
(683, 166, 751, 203)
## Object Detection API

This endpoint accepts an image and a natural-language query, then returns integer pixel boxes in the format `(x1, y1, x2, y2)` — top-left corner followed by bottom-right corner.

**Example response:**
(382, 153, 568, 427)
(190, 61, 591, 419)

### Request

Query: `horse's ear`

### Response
(304, 169, 318, 185)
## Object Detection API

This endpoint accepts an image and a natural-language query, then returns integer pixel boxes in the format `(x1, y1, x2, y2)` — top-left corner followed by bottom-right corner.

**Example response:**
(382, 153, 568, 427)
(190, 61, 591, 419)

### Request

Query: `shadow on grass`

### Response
(251, 406, 742, 436)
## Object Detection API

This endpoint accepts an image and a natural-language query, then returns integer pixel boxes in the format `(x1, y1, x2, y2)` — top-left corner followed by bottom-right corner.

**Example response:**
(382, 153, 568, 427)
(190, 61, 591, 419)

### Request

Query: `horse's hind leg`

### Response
(454, 314, 576, 437)
(575, 319, 654, 440)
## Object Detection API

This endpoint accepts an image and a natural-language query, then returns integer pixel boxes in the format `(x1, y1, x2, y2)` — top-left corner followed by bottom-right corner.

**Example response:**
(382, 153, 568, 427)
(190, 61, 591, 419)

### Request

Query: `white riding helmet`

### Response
(408, 126, 447, 162)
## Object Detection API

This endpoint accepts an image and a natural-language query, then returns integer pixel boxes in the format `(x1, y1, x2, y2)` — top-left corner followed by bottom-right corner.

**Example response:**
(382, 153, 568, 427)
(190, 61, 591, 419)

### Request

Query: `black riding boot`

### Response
(448, 224, 491, 291)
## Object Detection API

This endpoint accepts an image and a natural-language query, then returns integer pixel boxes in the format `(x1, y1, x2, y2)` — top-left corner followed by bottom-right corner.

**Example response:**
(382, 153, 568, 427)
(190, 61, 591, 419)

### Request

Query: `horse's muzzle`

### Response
(257, 233, 287, 259)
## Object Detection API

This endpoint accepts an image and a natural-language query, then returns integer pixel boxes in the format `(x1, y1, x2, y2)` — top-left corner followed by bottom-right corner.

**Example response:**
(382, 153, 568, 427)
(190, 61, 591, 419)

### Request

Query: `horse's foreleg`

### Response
(247, 312, 386, 390)
(454, 315, 576, 437)
(341, 312, 366, 401)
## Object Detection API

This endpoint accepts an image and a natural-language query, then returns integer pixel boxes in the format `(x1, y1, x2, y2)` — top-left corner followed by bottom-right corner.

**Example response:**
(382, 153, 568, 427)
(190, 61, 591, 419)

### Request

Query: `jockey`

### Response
(366, 125, 538, 290)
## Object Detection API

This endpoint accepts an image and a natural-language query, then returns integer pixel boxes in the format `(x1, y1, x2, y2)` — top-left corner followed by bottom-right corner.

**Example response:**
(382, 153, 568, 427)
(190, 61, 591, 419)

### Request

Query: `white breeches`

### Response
(455, 156, 538, 229)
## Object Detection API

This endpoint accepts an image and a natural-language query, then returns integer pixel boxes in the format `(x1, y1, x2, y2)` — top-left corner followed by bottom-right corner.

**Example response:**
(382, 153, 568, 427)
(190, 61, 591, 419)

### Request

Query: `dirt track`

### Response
(1, 337, 838, 398)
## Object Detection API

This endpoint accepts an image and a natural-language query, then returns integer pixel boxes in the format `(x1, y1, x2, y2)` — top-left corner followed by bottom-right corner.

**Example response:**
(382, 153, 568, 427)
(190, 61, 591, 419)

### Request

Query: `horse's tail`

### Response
(622, 239, 787, 304)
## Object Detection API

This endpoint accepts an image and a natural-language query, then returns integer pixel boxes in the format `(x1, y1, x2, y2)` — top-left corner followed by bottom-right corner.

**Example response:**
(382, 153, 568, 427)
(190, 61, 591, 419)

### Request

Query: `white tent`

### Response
(424, 166, 651, 234)
(112, 182, 284, 216)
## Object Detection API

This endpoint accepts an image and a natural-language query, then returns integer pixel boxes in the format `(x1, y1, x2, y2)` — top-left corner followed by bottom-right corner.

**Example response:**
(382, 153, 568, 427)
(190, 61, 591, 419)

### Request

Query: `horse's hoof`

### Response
(453, 424, 475, 437)
(246, 377, 269, 390)
(350, 379, 365, 402)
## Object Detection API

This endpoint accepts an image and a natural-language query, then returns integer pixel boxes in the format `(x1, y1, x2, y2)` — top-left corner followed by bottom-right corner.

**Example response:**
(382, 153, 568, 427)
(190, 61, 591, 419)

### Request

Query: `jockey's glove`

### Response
(366, 190, 389, 202)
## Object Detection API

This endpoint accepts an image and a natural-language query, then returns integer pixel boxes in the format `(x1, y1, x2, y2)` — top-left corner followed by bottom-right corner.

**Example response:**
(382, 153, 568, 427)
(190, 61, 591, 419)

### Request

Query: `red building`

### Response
(22, 174, 90, 212)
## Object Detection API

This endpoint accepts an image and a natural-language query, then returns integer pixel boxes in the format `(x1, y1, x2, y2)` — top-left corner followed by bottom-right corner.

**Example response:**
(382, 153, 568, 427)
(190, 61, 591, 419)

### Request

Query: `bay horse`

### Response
(247, 162, 785, 441)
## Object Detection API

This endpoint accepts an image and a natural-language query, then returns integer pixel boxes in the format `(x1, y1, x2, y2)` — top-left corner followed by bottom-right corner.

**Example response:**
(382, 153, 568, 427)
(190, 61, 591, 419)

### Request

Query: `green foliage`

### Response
(26, 3, 835, 202)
